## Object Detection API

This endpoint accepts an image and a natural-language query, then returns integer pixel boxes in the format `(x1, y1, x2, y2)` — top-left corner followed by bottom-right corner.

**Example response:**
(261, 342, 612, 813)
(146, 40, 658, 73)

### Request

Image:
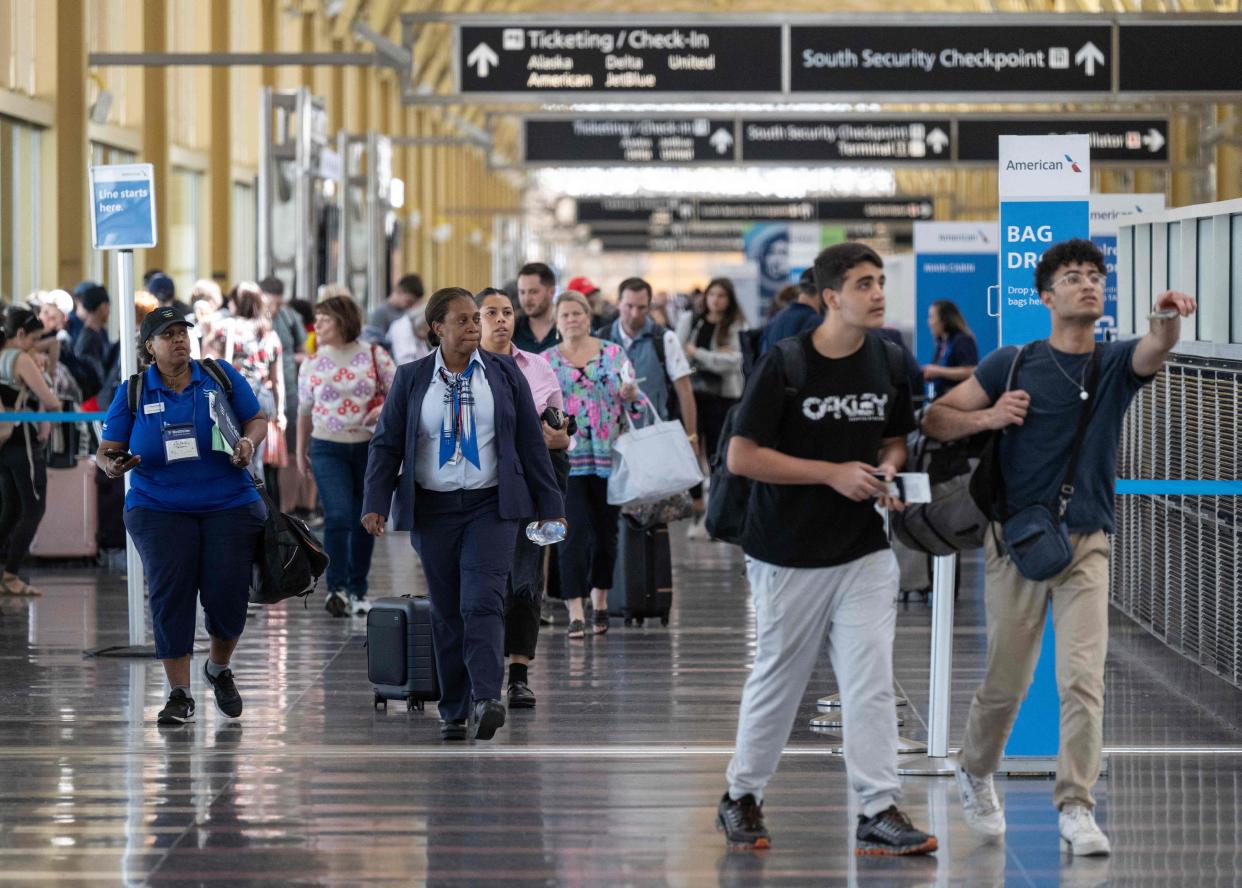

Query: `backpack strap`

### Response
(199, 357, 233, 396)
(879, 339, 907, 394)
(772, 336, 807, 397)
(126, 371, 144, 416)
(651, 323, 667, 369)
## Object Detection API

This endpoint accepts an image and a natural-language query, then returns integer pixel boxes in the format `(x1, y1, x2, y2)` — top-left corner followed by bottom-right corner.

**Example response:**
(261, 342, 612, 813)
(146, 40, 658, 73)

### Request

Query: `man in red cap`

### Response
(565, 276, 617, 329)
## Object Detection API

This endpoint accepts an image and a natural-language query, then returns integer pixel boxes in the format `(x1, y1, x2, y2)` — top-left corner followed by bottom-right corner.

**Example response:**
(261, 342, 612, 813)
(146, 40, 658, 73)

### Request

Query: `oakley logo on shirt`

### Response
(801, 393, 889, 422)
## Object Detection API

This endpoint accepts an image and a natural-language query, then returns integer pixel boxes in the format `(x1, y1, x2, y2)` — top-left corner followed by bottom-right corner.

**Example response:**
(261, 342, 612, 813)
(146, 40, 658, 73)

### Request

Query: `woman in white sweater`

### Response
(676, 277, 748, 538)
(296, 292, 397, 617)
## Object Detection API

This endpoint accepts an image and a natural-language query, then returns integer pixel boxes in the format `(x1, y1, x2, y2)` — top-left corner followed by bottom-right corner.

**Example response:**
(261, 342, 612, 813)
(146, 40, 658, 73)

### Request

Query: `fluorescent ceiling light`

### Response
(533, 166, 896, 199)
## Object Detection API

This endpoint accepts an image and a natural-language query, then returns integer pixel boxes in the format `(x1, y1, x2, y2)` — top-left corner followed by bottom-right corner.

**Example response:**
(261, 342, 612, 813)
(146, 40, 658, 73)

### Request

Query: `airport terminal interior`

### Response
(3, 1, 1242, 885)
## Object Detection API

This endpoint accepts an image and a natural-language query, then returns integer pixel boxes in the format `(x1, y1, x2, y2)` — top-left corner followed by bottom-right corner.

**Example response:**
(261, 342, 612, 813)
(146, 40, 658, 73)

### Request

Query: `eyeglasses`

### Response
(1051, 271, 1107, 289)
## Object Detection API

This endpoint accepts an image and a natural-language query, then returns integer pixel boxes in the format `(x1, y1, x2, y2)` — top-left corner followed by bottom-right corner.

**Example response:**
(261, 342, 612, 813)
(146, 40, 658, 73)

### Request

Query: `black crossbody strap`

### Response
(994, 343, 1030, 521)
(1056, 345, 1103, 518)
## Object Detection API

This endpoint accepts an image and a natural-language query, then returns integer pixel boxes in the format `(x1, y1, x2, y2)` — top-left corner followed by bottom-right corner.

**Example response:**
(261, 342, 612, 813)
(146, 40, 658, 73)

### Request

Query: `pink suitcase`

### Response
(30, 457, 99, 558)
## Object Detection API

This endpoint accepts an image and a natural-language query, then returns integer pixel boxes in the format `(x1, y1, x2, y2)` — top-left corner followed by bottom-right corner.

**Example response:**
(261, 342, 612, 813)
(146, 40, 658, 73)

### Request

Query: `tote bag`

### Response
(606, 401, 702, 507)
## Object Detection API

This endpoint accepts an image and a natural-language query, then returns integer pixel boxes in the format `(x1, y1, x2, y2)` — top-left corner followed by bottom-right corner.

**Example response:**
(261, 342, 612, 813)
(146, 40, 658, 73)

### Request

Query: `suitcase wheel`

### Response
(374, 693, 387, 711)
(407, 698, 424, 712)
(635, 617, 645, 627)
(660, 615, 669, 627)
(624, 618, 634, 628)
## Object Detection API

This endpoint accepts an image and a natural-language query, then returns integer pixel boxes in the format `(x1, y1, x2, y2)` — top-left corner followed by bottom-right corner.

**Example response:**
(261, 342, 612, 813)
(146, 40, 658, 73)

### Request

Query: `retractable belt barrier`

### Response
(0, 412, 108, 423)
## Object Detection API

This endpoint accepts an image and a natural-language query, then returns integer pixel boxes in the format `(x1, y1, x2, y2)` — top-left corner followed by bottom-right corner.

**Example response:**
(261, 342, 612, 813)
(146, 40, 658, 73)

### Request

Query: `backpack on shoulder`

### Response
(0, 350, 30, 448)
(890, 344, 1030, 557)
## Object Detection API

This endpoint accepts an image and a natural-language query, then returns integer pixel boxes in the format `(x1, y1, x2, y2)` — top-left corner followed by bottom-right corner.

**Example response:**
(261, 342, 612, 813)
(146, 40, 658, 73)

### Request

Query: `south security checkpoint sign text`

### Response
(89, 164, 158, 250)
(998, 134, 1091, 347)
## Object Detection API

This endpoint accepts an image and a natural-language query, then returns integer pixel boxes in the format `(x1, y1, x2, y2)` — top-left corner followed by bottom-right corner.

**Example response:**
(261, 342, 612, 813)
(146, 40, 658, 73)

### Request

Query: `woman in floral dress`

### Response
(543, 290, 639, 639)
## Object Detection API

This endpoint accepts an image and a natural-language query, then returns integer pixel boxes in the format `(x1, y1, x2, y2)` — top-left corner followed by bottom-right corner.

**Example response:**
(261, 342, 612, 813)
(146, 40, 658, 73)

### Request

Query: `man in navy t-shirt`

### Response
(758, 267, 822, 355)
(923, 238, 1196, 856)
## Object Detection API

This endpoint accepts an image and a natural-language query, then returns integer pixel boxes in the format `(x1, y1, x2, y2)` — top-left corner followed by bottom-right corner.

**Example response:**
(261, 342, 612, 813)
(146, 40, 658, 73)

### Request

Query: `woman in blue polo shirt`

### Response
(97, 306, 268, 726)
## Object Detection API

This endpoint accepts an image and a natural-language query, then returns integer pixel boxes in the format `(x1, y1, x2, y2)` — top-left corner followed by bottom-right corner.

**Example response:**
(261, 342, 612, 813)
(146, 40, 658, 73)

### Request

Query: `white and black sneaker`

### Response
(350, 596, 372, 617)
(325, 590, 349, 618)
(203, 661, 243, 718)
(157, 688, 196, 725)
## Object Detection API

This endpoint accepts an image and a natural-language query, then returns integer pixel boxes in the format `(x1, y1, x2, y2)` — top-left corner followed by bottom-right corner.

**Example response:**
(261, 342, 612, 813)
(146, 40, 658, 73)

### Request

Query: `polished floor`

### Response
(2, 527, 1242, 886)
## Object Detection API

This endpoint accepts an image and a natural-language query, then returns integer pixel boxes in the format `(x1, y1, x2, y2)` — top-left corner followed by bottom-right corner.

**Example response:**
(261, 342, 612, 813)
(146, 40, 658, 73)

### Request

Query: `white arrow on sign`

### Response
(467, 43, 500, 78)
(1074, 41, 1105, 77)
(925, 127, 949, 154)
(1143, 127, 1166, 154)
(709, 127, 734, 156)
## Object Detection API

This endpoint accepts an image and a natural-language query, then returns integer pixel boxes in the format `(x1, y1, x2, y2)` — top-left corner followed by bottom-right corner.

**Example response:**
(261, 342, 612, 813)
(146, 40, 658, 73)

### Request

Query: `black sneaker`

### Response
(472, 699, 506, 741)
(325, 590, 349, 618)
(855, 806, 938, 856)
(716, 793, 771, 850)
(157, 688, 196, 725)
(203, 661, 243, 718)
(507, 681, 537, 709)
(439, 719, 467, 741)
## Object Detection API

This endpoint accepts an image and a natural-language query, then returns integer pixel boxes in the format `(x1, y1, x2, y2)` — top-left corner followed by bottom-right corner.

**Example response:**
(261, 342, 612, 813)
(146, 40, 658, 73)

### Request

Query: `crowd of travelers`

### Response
(3, 236, 1194, 859)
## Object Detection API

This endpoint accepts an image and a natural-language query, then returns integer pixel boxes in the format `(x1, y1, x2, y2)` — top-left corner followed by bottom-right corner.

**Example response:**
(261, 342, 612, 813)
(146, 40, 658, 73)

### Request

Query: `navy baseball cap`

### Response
(147, 272, 176, 301)
(140, 306, 195, 343)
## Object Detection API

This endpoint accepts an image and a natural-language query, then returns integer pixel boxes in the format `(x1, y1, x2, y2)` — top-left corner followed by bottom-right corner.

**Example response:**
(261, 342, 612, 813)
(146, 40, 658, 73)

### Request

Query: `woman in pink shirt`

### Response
(476, 288, 570, 708)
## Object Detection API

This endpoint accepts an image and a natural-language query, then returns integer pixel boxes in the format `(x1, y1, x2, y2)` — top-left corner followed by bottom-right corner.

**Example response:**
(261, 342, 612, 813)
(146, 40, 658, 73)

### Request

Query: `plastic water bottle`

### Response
(525, 520, 567, 546)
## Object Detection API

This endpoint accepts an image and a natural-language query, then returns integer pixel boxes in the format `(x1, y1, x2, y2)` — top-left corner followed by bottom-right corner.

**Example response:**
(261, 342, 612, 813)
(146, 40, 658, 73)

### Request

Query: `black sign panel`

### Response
(524, 118, 737, 164)
(459, 26, 782, 93)
(577, 197, 934, 228)
(742, 119, 953, 163)
(1119, 25, 1242, 93)
(790, 26, 1112, 93)
(957, 119, 1169, 163)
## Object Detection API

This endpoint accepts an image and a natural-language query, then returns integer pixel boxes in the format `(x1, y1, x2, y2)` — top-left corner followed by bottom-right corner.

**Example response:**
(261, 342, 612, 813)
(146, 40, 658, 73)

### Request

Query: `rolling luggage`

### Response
(610, 520, 673, 626)
(367, 595, 440, 711)
(30, 457, 98, 559)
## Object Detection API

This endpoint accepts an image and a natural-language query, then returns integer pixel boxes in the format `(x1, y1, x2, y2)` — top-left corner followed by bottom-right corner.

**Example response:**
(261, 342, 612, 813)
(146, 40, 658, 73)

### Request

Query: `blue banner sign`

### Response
(913, 222, 998, 367)
(89, 164, 158, 250)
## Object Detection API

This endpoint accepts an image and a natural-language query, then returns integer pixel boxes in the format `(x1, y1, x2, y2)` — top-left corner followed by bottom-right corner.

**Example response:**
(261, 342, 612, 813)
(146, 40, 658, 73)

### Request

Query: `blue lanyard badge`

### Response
(162, 422, 200, 462)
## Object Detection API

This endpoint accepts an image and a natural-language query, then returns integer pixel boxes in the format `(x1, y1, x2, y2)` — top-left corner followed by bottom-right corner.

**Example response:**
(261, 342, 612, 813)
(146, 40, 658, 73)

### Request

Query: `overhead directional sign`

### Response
(576, 196, 934, 227)
(742, 119, 952, 163)
(1118, 24, 1242, 92)
(457, 25, 783, 93)
(524, 118, 736, 164)
(789, 25, 1112, 93)
(957, 119, 1169, 163)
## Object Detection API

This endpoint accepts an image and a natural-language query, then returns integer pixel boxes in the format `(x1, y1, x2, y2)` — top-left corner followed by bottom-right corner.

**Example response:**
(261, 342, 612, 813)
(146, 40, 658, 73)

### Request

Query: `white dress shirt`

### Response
(415, 349, 498, 492)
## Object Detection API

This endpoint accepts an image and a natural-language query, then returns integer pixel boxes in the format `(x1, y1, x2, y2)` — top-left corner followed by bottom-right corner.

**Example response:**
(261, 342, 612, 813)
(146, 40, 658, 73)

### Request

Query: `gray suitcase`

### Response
(367, 595, 440, 711)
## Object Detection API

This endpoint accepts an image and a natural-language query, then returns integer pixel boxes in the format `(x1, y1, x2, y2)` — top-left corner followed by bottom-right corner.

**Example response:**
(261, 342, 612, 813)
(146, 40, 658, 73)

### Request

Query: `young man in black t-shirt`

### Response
(716, 243, 937, 856)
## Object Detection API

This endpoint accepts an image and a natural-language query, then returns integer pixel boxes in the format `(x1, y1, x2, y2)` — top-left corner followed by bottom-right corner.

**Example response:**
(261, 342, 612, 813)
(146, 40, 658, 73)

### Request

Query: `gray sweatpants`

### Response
(726, 549, 902, 817)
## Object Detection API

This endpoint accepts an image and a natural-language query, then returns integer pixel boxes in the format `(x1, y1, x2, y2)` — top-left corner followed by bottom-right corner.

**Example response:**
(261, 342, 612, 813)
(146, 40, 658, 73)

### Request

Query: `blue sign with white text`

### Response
(90, 164, 157, 250)
(914, 253, 998, 367)
(1091, 234, 1118, 341)
(998, 200, 1089, 346)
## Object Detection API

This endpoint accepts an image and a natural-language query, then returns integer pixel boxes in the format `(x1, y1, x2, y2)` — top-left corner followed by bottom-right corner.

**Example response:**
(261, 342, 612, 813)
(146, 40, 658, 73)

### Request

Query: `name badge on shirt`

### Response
(143, 402, 165, 415)
(162, 423, 200, 463)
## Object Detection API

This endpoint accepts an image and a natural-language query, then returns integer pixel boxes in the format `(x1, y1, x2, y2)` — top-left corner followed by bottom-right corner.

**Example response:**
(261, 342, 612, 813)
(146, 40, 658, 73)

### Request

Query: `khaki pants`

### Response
(961, 526, 1111, 810)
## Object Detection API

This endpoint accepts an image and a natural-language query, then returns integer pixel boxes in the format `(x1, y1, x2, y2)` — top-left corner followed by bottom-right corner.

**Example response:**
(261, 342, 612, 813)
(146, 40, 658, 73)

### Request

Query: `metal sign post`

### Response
(87, 163, 157, 656)
(898, 555, 959, 776)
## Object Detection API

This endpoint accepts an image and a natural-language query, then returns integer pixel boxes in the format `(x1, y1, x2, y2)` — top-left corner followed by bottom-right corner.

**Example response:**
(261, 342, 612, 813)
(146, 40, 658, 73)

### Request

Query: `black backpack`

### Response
(128, 358, 328, 604)
(706, 335, 907, 545)
(739, 328, 765, 378)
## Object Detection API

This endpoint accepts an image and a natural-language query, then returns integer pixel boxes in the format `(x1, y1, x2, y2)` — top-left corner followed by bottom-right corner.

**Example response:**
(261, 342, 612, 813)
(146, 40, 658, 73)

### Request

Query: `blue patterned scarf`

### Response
(438, 361, 479, 468)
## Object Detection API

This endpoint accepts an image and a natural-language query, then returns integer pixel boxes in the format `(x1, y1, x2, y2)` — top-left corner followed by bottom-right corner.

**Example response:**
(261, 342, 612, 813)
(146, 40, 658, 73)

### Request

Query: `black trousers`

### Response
(0, 435, 47, 575)
(557, 474, 620, 601)
(505, 448, 570, 660)
(690, 391, 737, 500)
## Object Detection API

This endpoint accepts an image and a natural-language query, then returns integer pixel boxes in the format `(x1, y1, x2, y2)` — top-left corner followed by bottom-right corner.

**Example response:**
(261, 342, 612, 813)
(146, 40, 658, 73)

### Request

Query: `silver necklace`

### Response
(1046, 343, 1089, 401)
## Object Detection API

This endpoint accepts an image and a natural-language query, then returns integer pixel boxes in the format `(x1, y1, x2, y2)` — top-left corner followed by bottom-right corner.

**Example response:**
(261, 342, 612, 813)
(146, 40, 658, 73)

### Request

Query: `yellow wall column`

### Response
(55, 0, 87, 286)
(1217, 104, 1241, 201)
(142, 0, 171, 271)
(209, 1, 231, 283)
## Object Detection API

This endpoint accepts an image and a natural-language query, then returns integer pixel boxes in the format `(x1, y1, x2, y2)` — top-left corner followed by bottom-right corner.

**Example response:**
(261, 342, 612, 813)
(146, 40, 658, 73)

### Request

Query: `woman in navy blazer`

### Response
(362, 287, 564, 742)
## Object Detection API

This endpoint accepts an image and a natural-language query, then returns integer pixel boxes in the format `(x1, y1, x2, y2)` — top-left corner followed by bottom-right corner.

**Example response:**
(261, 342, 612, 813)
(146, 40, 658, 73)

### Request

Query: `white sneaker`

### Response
(685, 519, 709, 541)
(1059, 804, 1110, 856)
(954, 759, 1006, 840)
(350, 597, 372, 616)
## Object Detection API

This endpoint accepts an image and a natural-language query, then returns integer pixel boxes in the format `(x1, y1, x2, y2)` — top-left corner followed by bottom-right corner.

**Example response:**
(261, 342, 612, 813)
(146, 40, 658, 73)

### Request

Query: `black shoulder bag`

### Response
(999, 345, 1102, 581)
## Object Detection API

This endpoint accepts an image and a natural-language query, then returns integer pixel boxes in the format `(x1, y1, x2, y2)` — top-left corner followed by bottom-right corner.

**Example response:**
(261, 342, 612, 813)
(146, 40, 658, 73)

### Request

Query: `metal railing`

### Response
(1113, 354, 1242, 687)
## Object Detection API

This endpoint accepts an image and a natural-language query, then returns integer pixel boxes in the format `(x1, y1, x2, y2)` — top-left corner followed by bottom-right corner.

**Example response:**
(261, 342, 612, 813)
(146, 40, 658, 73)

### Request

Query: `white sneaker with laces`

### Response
(351, 597, 372, 616)
(954, 759, 1006, 840)
(1059, 804, 1111, 856)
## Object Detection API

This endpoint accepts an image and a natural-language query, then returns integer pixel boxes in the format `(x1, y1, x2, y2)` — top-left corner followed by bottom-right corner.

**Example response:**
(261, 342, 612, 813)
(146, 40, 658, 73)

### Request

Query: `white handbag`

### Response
(606, 401, 703, 507)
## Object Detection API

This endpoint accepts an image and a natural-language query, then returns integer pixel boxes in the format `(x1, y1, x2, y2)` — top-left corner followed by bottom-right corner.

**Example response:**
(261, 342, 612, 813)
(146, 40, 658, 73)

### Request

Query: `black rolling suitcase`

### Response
(610, 521, 673, 626)
(367, 596, 440, 711)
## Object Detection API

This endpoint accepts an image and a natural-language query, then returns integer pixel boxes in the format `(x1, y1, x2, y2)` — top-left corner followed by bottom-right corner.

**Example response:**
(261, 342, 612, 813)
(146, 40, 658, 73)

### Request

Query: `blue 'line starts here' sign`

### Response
(89, 164, 157, 250)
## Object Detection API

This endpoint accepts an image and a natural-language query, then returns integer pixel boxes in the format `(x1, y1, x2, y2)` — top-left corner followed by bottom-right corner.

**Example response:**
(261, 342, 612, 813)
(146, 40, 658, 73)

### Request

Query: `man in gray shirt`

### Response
(363, 274, 425, 351)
